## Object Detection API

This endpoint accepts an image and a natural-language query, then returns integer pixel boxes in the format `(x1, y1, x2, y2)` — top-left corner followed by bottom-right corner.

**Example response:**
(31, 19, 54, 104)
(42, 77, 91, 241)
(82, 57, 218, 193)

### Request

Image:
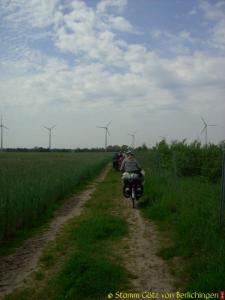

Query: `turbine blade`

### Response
(106, 120, 112, 127)
(201, 117, 206, 125)
(208, 124, 216, 127)
(107, 129, 110, 136)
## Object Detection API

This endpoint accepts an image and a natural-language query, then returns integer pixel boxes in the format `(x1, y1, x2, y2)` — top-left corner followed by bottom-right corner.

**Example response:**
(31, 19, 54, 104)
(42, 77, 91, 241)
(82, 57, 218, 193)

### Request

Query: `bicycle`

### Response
(123, 173, 144, 208)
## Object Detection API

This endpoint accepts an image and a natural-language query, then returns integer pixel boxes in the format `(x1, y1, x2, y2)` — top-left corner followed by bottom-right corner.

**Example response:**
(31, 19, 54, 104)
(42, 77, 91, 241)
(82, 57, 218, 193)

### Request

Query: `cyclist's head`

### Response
(127, 150, 134, 157)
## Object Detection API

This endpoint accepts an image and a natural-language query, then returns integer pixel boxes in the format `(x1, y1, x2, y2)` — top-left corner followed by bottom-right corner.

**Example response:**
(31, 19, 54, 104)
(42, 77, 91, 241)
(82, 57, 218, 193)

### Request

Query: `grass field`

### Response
(5, 170, 128, 300)
(0, 152, 110, 242)
(137, 150, 224, 291)
(1, 147, 224, 293)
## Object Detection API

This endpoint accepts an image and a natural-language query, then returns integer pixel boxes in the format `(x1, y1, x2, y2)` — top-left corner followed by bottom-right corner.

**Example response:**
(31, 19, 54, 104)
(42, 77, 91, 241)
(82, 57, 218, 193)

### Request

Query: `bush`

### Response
(142, 140, 223, 183)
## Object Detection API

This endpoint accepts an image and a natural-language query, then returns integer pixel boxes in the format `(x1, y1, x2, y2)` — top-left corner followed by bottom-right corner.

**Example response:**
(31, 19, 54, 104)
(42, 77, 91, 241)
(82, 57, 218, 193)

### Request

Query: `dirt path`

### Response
(120, 198, 176, 299)
(0, 164, 111, 299)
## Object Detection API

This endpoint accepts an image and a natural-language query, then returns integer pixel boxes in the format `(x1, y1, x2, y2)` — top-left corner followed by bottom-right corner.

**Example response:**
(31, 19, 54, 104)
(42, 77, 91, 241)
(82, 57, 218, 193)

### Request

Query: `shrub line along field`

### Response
(0, 152, 110, 246)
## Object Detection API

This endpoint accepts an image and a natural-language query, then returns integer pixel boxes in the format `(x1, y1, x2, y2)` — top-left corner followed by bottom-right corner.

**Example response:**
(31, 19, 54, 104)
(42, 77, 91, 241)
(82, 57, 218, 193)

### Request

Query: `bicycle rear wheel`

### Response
(131, 188, 136, 208)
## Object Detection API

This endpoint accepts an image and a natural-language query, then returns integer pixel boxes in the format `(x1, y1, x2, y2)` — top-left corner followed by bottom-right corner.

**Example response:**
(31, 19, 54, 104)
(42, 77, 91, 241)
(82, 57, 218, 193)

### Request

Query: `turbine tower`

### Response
(98, 120, 112, 150)
(128, 132, 136, 149)
(201, 117, 216, 147)
(44, 125, 56, 150)
(0, 116, 9, 151)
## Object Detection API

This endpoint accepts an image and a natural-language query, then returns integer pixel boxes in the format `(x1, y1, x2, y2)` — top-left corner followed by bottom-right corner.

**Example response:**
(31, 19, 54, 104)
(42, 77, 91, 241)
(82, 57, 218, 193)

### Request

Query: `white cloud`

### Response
(199, 0, 225, 49)
(199, 0, 225, 20)
(54, 0, 135, 66)
(2, 0, 58, 29)
(96, 0, 127, 14)
(0, 0, 225, 147)
(151, 29, 196, 55)
(105, 15, 134, 32)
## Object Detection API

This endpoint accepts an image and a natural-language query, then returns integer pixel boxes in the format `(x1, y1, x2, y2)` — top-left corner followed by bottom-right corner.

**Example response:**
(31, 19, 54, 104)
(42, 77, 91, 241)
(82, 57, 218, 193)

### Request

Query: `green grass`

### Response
(73, 215, 127, 246)
(53, 211, 127, 300)
(137, 152, 224, 291)
(5, 170, 128, 300)
(0, 152, 110, 243)
(54, 253, 125, 300)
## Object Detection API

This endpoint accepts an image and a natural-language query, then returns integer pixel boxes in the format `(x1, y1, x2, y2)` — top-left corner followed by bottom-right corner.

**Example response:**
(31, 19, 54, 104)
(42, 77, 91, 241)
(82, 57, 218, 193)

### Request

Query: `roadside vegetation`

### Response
(1, 141, 224, 295)
(5, 170, 129, 300)
(137, 140, 224, 291)
(0, 152, 110, 244)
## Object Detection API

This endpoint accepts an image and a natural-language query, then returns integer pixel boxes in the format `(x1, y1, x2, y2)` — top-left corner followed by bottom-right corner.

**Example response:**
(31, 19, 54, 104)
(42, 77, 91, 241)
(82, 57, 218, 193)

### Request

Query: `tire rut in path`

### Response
(120, 198, 176, 300)
(0, 164, 111, 299)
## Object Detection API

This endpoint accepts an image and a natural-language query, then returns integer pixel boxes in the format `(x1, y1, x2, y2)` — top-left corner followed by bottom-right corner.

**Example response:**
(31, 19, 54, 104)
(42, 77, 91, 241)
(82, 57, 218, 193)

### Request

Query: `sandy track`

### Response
(120, 198, 176, 300)
(0, 164, 111, 299)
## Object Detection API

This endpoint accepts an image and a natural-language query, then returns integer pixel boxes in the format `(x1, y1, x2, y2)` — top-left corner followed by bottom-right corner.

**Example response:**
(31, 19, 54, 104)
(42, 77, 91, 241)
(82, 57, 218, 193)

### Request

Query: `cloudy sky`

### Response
(0, 0, 225, 148)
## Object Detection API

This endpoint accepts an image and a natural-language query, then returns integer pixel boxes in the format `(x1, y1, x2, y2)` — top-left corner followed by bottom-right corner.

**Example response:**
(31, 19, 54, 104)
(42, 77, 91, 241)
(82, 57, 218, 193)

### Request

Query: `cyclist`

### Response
(112, 152, 120, 170)
(120, 150, 144, 197)
(120, 150, 141, 173)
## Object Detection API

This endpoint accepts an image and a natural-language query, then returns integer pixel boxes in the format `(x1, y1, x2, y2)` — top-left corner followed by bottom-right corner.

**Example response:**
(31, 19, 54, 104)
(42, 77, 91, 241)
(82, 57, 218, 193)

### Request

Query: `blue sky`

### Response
(0, 0, 224, 148)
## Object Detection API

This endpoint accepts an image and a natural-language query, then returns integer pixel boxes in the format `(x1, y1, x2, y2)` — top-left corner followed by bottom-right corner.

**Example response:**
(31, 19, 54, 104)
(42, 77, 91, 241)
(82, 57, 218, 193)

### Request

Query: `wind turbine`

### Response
(128, 132, 136, 149)
(0, 116, 9, 151)
(98, 120, 112, 150)
(201, 117, 216, 147)
(44, 125, 56, 150)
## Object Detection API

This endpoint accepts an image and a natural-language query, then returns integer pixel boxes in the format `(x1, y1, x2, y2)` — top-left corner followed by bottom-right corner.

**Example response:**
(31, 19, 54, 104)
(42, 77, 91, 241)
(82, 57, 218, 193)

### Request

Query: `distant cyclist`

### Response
(118, 151, 125, 169)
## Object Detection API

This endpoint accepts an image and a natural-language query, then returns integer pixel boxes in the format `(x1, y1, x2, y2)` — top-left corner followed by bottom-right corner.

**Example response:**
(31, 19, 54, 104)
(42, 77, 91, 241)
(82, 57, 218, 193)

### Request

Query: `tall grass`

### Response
(0, 152, 110, 241)
(5, 169, 128, 300)
(136, 149, 224, 291)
